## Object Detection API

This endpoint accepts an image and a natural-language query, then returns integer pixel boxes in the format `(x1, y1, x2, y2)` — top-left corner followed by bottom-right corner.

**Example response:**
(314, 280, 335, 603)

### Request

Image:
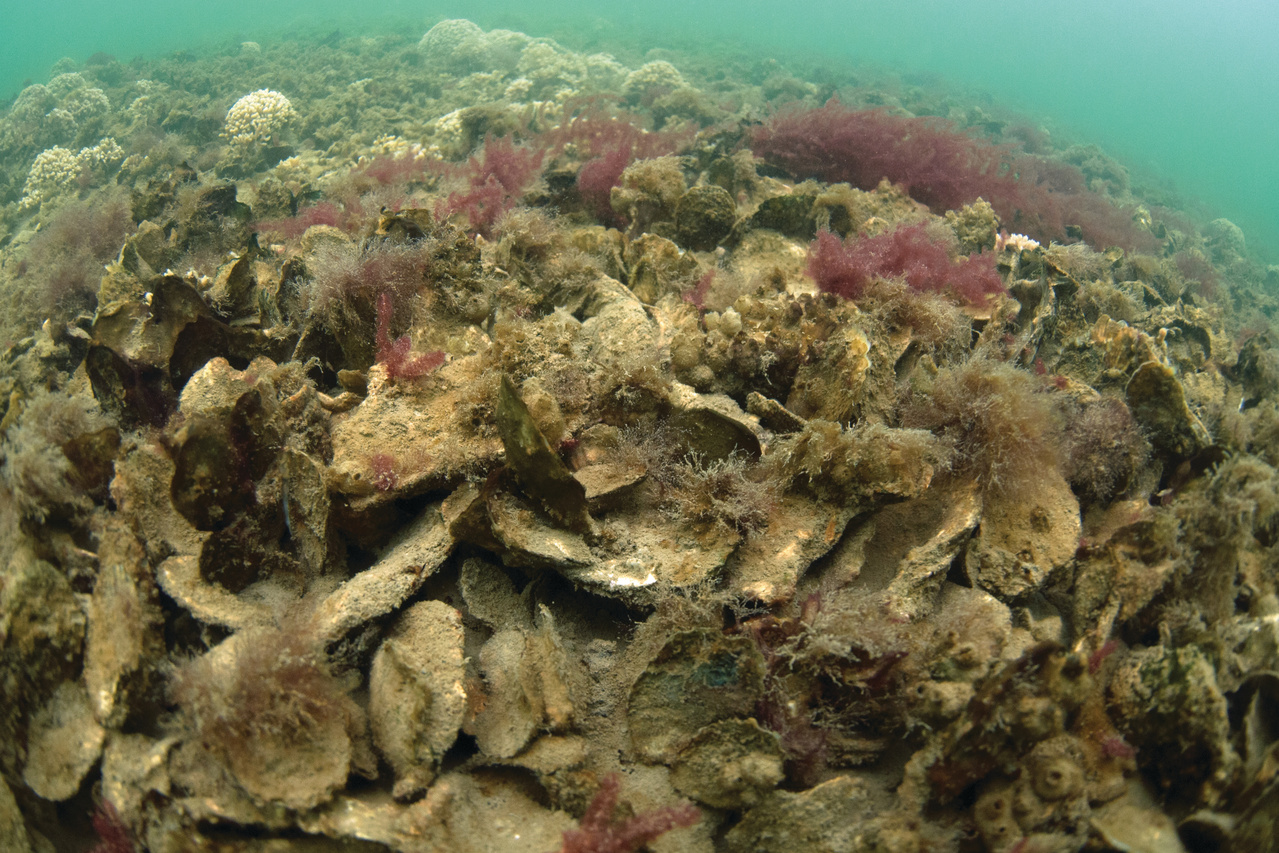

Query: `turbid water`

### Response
(4, 0, 1277, 260)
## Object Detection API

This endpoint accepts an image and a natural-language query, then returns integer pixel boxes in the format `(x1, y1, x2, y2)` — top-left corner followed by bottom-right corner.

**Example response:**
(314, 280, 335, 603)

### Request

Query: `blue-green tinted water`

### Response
(3, 0, 1277, 258)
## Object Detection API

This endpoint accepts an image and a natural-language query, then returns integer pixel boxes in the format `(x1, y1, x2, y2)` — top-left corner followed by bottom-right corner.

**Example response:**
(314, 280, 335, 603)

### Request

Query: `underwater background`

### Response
(6, 1, 1279, 849)
(3, 0, 1277, 260)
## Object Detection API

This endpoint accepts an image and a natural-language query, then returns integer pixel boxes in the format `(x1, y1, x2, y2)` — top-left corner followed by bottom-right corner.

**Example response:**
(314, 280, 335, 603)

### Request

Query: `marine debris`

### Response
(1, 17, 1279, 853)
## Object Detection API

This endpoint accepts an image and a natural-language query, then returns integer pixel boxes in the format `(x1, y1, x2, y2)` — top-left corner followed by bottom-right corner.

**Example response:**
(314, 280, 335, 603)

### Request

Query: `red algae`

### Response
(807, 223, 1005, 306)
(755, 99, 1159, 250)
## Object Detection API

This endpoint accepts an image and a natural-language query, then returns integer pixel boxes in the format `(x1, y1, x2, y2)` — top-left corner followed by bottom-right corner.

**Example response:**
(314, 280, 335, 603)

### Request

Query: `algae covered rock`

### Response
(466, 605, 583, 760)
(623, 232, 699, 303)
(1125, 360, 1210, 459)
(385, 769, 574, 853)
(0, 546, 85, 779)
(963, 470, 1081, 601)
(83, 522, 164, 729)
(670, 718, 784, 808)
(496, 373, 592, 533)
(675, 185, 737, 251)
(724, 775, 876, 853)
(1107, 645, 1239, 805)
(0, 777, 33, 853)
(167, 619, 372, 811)
(22, 680, 105, 802)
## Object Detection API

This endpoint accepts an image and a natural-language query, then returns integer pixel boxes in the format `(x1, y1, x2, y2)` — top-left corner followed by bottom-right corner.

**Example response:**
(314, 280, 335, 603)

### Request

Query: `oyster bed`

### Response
(2, 18, 1279, 853)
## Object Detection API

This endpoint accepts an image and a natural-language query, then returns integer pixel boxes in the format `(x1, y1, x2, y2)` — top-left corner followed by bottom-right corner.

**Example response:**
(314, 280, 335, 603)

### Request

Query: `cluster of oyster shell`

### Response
(2, 18, 1279, 853)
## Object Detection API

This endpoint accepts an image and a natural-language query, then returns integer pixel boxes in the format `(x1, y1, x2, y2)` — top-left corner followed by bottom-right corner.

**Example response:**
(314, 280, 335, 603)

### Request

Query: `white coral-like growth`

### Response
(20, 147, 79, 209)
(11, 84, 53, 120)
(79, 137, 124, 169)
(47, 72, 88, 98)
(369, 134, 427, 161)
(419, 20, 531, 75)
(583, 53, 628, 90)
(514, 39, 614, 100)
(414, 18, 488, 72)
(20, 137, 125, 209)
(9, 75, 110, 133)
(223, 89, 298, 147)
(42, 108, 78, 138)
(419, 18, 485, 55)
(431, 108, 468, 158)
(62, 86, 110, 120)
(418, 19, 490, 73)
(622, 61, 686, 103)
(996, 232, 1041, 253)
(517, 40, 579, 87)
(503, 77, 534, 101)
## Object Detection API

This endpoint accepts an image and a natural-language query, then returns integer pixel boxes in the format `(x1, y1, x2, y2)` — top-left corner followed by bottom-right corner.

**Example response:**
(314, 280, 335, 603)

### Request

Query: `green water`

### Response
(3, 0, 1276, 259)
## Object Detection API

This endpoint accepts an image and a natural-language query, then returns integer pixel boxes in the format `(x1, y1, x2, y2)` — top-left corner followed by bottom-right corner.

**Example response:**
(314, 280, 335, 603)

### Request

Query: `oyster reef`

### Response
(1, 17, 1278, 853)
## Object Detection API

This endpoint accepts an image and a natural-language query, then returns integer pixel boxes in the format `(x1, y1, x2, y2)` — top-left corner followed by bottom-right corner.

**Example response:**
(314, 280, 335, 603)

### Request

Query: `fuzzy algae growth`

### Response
(1, 17, 1279, 853)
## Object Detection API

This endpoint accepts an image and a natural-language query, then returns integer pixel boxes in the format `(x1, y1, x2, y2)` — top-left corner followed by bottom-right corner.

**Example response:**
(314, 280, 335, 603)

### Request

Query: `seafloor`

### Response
(1, 18, 1278, 853)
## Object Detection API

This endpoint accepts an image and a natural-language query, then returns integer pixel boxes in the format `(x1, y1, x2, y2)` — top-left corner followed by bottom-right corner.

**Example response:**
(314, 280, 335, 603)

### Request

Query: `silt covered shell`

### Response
(369, 600, 467, 800)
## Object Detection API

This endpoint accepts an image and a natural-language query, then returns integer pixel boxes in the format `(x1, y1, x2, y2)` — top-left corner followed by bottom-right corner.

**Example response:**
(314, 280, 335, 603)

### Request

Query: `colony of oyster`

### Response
(2, 17, 1279, 853)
